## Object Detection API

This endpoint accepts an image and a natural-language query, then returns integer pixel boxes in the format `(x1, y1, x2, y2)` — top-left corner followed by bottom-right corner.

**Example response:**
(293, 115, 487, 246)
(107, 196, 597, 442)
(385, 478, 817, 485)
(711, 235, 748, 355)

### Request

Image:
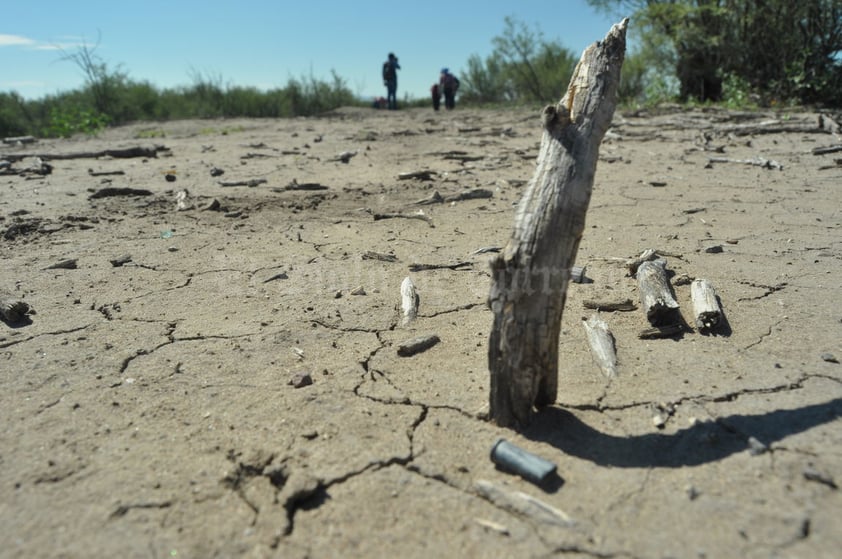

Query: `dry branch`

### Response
(1, 146, 164, 161)
(707, 156, 783, 170)
(487, 19, 627, 427)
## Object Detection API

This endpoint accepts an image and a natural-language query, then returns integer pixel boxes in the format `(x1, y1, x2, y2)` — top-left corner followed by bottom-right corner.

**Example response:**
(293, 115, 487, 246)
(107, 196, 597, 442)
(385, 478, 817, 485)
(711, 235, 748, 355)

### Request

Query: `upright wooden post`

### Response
(488, 19, 628, 428)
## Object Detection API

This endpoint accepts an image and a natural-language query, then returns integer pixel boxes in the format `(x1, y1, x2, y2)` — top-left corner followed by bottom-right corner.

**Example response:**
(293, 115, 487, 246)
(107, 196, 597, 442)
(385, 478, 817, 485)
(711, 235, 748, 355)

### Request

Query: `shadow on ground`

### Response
(524, 398, 842, 468)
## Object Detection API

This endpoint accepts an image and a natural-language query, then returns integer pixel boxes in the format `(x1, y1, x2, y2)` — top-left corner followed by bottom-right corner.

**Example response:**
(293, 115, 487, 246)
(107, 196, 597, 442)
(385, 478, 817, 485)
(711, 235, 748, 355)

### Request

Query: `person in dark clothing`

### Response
(431, 83, 441, 111)
(383, 53, 401, 110)
(439, 68, 460, 110)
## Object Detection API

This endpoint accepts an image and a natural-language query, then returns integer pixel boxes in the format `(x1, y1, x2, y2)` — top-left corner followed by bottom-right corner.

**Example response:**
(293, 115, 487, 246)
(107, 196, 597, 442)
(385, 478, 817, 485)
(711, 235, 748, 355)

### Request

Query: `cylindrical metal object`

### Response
(490, 439, 557, 485)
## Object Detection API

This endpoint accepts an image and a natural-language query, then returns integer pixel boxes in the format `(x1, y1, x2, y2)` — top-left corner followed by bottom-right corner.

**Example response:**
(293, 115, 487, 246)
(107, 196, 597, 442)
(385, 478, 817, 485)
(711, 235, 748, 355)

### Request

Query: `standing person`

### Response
(431, 83, 441, 111)
(382, 53, 401, 110)
(439, 68, 460, 110)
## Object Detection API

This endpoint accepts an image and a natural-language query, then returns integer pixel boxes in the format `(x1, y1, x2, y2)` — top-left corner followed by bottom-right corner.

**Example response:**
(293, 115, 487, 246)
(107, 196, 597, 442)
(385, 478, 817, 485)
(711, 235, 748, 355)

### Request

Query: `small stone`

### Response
(289, 372, 313, 388)
(350, 285, 366, 296)
(165, 172, 177, 182)
(820, 352, 839, 364)
(210, 167, 225, 177)
(747, 436, 768, 456)
(685, 485, 700, 500)
(704, 245, 724, 254)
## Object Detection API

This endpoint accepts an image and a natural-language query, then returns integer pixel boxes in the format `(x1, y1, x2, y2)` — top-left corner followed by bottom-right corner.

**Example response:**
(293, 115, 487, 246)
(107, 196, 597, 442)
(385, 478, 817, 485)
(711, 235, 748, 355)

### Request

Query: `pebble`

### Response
(747, 436, 768, 455)
(820, 352, 839, 364)
(289, 372, 313, 388)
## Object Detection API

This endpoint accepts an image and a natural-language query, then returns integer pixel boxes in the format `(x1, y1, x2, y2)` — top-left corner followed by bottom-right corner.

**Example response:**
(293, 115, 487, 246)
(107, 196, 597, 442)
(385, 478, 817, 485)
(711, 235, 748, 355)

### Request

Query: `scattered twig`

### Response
(218, 178, 267, 188)
(408, 262, 472, 272)
(707, 156, 783, 170)
(2, 146, 165, 162)
(362, 251, 399, 263)
(372, 211, 434, 227)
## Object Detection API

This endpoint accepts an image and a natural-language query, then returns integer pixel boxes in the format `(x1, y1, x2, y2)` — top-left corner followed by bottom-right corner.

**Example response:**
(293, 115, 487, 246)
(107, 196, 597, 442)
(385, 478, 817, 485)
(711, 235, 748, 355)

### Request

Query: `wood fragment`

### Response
(109, 254, 132, 267)
(2, 135, 37, 145)
(89, 187, 153, 199)
(408, 262, 471, 272)
(87, 168, 126, 177)
(690, 278, 722, 332)
(330, 150, 357, 163)
(276, 179, 329, 191)
(218, 178, 267, 187)
(1, 146, 164, 162)
(713, 121, 829, 137)
(707, 156, 783, 170)
(571, 265, 588, 283)
(471, 246, 502, 255)
(818, 114, 841, 137)
(473, 518, 510, 536)
(362, 251, 398, 263)
(44, 258, 78, 270)
(638, 323, 684, 339)
(487, 20, 627, 427)
(444, 188, 494, 203)
(625, 248, 660, 276)
(399, 170, 437, 181)
(372, 211, 434, 227)
(397, 334, 440, 357)
(583, 298, 636, 312)
(414, 190, 445, 205)
(582, 315, 617, 378)
(636, 259, 679, 325)
(474, 480, 573, 527)
(400, 277, 419, 326)
(811, 145, 842, 156)
(0, 292, 31, 324)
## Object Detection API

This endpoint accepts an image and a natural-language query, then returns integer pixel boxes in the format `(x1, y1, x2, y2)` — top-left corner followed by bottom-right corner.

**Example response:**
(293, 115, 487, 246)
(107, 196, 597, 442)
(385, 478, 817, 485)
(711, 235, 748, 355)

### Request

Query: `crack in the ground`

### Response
(419, 302, 483, 318)
(0, 324, 92, 349)
(736, 280, 787, 301)
(569, 372, 816, 416)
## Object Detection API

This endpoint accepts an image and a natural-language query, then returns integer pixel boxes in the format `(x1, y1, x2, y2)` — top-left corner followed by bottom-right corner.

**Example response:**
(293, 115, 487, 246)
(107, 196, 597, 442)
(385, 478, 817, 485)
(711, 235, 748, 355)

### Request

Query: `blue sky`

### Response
(1, 1, 624, 101)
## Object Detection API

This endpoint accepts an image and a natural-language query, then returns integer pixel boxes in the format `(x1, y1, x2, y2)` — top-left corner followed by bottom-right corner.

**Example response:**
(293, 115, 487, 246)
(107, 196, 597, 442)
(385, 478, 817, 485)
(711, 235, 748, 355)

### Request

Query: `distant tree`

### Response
(59, 35, 126, 119)
(587, 0, 842, 106)
(461, 16, 578, 104)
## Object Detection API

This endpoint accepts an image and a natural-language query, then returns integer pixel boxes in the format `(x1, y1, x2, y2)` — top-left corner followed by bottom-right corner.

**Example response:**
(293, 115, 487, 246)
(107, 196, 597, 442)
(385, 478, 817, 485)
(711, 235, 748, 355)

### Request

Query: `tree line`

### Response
(2, 2, 840, 138)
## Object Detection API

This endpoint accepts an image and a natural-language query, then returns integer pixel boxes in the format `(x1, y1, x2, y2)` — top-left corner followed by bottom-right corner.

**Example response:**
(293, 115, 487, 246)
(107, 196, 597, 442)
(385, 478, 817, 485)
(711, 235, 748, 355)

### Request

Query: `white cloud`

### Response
(0, 34, 37, 47)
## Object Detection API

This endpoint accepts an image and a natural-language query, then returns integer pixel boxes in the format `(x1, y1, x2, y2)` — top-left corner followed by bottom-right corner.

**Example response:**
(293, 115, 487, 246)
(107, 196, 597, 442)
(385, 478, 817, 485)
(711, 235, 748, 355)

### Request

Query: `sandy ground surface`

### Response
(1, 104, 841, 559)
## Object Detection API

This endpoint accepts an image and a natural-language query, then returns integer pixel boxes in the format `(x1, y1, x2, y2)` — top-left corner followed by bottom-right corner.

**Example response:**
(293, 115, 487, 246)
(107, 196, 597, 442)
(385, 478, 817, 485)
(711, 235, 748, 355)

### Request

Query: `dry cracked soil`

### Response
(1, 105, 841, 559)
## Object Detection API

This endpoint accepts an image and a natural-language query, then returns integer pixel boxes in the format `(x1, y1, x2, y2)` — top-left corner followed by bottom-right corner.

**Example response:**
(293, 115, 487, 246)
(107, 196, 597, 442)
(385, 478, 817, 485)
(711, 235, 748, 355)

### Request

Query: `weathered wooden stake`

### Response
(487, 20, 627, 427)
(690, 278, 722, 331)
